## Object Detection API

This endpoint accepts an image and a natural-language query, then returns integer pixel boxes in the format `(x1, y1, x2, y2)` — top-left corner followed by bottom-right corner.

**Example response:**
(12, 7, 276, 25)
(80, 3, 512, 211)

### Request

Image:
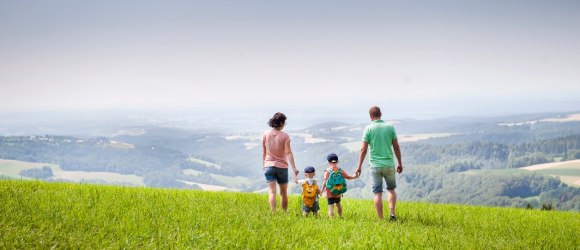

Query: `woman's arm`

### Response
(262, 137, 267, 169)
(284, 139, 299, 181)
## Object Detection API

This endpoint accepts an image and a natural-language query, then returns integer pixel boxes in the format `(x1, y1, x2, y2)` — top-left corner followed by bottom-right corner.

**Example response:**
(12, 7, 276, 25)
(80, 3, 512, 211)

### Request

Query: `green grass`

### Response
(1, 180, 578, 249)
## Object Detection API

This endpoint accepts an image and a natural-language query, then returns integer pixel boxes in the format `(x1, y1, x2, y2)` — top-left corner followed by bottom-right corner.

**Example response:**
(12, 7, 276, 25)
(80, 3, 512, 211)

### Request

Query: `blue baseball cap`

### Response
(304, 166, 315, 173)
(327, 153, 339, 163)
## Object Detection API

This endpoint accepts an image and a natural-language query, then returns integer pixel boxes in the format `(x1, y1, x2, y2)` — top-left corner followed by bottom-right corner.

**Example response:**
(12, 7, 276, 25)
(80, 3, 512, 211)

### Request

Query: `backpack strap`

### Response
(326, 167, 340, 173)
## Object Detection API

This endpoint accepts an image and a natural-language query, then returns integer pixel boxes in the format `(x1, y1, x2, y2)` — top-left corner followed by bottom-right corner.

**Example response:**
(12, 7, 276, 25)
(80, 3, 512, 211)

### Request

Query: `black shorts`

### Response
(327, 198, 341, 205)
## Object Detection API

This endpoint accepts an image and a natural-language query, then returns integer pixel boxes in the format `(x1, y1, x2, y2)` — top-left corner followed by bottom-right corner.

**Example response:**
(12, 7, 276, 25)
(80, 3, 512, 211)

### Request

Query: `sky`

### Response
(1, 0, 580, 117)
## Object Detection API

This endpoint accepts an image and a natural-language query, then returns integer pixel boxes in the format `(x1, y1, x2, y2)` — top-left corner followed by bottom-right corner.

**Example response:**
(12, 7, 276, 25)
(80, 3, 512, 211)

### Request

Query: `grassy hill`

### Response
(1, 180, 578, 249)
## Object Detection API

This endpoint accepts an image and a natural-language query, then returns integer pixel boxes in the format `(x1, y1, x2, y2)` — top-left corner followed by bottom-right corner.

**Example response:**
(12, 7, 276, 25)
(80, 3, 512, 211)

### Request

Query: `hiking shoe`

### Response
(389, 215, 397, 222)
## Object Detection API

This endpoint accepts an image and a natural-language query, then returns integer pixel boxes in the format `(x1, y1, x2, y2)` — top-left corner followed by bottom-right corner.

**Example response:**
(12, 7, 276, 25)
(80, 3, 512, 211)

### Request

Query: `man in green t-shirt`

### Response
(355, 106, 403, 221)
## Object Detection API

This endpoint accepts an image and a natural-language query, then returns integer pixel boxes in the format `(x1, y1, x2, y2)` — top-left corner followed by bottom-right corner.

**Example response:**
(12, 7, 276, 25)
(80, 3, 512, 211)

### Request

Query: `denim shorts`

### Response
(302, 201, 320, 213)
(264, 166, 288, 184)
(371, 167, 397, 193)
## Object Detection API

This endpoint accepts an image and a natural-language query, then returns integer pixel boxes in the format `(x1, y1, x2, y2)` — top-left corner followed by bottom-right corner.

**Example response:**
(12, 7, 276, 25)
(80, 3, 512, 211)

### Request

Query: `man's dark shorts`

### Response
(264, 166, 288, 184)
(327, 198, 341, 205)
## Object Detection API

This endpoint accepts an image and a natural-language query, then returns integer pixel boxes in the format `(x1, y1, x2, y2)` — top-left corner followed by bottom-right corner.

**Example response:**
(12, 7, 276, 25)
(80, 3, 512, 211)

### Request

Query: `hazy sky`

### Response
(1, 0, 579, 115)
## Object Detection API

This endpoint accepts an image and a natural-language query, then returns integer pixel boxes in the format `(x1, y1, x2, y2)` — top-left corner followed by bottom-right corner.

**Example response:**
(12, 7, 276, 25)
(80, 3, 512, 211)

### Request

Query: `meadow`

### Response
(0, 159, 144, 186)
(1, 180, 578, 249)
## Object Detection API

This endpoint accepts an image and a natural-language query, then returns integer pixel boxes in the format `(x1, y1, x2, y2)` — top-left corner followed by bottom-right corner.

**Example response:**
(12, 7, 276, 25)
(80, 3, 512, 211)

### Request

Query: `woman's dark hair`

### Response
(268, 112, 287, 128)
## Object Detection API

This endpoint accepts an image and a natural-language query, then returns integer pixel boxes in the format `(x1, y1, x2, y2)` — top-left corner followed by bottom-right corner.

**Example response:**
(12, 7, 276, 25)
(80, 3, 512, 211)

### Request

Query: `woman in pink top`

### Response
(262, 112, 299, 212)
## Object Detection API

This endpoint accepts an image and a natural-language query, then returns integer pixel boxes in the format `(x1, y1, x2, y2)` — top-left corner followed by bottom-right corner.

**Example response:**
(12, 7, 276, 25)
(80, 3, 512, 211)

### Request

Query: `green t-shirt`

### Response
(362, 120, 397, 168)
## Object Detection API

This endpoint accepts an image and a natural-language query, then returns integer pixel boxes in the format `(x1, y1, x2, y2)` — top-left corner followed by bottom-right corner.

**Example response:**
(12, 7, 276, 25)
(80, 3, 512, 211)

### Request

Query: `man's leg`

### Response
(371, 168, 385, 219)
(374, 192, 383, 219)
(385, 167, 398, 220)
(268, 181, 277, 211)
(387, 189, 397, 217)
(279, 183, 288, 211)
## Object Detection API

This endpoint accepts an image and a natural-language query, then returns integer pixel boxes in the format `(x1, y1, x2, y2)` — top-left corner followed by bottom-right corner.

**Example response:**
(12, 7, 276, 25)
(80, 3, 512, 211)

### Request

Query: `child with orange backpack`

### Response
(299, 166, 321, 216)
(321, 153, 358, 218)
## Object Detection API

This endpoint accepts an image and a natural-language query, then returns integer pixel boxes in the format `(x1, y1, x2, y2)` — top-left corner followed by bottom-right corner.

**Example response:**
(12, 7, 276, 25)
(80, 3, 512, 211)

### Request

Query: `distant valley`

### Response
(1, 110, 579, 210)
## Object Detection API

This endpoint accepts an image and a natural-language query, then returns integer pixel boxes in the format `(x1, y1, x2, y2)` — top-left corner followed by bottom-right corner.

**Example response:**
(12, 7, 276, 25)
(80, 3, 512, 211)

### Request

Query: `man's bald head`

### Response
(369, 106, 382, 119)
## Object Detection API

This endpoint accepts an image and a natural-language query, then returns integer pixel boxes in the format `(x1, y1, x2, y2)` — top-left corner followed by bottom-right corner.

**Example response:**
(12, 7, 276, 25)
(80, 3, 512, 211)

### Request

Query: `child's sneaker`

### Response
(389, 214, 397, 222)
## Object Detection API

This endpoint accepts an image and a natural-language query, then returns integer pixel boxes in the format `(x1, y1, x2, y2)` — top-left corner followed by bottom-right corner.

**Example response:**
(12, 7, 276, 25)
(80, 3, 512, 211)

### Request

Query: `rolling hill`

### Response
(1, 180, 578, 249)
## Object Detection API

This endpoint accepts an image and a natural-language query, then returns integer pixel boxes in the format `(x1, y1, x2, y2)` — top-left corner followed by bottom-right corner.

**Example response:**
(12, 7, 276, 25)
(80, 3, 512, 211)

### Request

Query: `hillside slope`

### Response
(0, 180, 578, 249)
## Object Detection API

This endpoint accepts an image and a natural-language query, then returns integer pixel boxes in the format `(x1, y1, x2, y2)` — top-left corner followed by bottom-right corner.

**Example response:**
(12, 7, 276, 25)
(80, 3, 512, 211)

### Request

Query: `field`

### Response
(499, 113, 580, 126)
(340, 133, 453, 152)
(0, 159, 144, 186)
(187, 157, 222, 169)
(1, 180, 578, 249)
(463, 160, 580, 187)
(540, 113, 580, 122)
(520, 159, 580, 186)
(182, 169, 254, 187)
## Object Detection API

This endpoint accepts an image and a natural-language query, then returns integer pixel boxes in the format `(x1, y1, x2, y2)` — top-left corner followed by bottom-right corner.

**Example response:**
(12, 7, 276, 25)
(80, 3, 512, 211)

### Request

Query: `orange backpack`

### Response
(301, 181, 318, 207)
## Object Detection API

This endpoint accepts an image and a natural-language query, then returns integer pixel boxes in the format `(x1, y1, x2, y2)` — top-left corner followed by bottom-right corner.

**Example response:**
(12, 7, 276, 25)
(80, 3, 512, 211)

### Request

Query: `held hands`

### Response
(354, 167, 362, 178)
(293, 168, 299, 183)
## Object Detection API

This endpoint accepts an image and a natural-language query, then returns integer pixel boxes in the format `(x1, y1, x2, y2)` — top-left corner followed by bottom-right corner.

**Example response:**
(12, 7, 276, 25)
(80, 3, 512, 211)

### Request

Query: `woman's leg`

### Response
(279, 183, 288, 211)
(268, 181, 277, 211)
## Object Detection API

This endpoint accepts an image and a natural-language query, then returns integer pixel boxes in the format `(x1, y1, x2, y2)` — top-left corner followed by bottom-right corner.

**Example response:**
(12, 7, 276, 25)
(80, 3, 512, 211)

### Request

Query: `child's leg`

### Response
(328, 204, 335, 218)
(312, 201, 319, 217)
(336, 202, 343, 217)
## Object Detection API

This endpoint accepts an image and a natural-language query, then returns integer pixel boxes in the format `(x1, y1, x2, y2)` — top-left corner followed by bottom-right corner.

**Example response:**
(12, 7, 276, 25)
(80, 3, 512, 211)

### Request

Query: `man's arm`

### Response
(393, 139, 403, 173)
(355, 141, 368, 175)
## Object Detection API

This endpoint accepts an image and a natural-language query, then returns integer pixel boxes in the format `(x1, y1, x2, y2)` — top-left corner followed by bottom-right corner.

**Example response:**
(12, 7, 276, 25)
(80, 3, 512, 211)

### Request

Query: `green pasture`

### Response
(1, 180, 578, 249)
(183, 168, 253, 186)
(0, 159, 144, 186)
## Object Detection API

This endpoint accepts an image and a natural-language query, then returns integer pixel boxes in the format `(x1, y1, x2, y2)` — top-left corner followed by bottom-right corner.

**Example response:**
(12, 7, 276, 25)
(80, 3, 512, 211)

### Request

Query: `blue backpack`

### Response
(326, 167, 347, 195)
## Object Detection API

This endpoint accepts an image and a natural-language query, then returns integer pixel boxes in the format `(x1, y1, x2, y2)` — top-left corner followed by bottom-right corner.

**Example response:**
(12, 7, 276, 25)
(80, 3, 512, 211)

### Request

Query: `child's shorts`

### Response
(327, 198, 341, 205)
(302, 201, 320, 213)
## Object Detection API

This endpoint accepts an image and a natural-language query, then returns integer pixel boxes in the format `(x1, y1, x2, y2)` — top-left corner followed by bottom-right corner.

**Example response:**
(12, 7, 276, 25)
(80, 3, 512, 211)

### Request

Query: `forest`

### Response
(1, 118, 579, 210)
